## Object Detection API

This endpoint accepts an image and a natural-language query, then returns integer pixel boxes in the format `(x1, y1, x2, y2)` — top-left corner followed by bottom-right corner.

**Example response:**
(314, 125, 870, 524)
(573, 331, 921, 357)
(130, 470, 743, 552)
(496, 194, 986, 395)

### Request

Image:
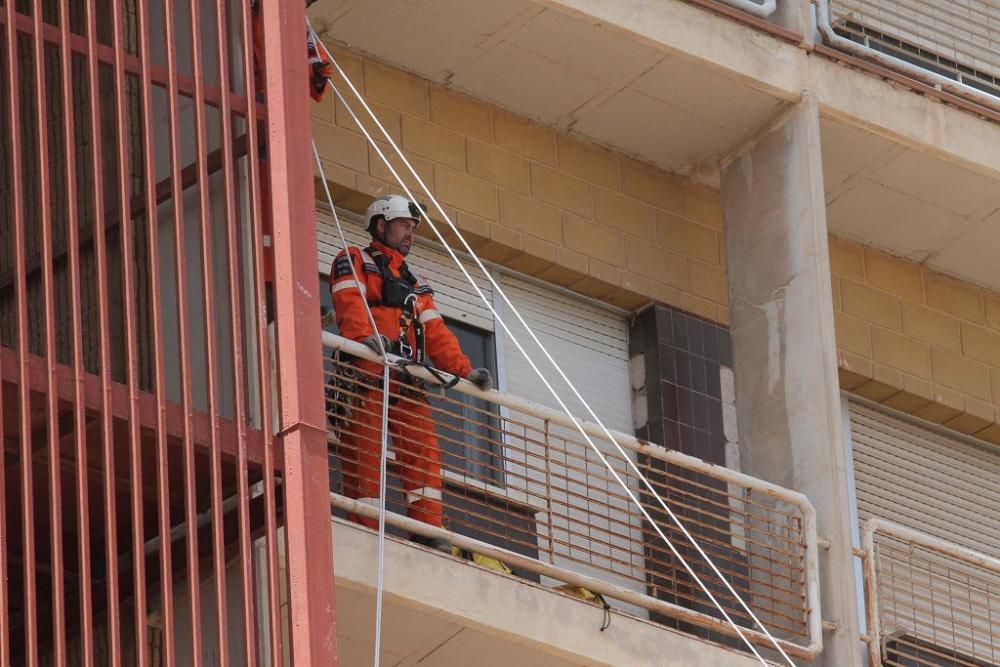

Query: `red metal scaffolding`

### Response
(0, 0, 336, 664)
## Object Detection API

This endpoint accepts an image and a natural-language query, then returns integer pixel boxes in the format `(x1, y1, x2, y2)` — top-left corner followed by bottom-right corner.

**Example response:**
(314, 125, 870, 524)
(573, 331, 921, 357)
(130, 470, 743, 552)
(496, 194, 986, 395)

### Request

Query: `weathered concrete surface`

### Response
(722, 95, 862, 666)
(546, 0, 1000, 181)
(333, 521, 775, 666)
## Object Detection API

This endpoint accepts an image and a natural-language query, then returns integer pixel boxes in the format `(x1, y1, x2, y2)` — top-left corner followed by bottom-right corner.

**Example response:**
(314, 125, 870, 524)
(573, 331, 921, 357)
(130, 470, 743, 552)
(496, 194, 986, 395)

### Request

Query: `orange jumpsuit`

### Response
(330, 240, 472, 528)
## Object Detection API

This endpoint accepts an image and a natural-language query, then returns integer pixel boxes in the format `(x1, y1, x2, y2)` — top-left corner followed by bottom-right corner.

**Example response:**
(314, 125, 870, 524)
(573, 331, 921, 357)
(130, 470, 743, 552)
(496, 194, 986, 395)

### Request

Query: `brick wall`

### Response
(831, 236, 1000, 443)
(311, 46, 729, 322)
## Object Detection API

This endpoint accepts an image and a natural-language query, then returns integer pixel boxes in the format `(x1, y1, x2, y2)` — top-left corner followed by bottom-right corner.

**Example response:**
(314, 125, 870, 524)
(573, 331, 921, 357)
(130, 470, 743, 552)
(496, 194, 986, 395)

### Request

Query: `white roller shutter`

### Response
(496, 275, 641, 609)
(849, 401, 1000, 558)
(315, 208, 494, 331)
(498, 274, 632, 433)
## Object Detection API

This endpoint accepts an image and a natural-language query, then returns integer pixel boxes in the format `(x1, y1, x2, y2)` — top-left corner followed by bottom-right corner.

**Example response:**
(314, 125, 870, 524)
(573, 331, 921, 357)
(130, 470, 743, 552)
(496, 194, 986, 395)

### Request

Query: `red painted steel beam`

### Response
(105, 0, 150, 657)
(4, 0, 39, 662)
(211, 3, 260, 663)
(79, 0, 124, 661)
(0, 133, 250, 294)
(0, 6, 11, 657)
(236, 0, 284, 660)
(0, 9, 250, 117)
(0, 349, 271, 469)
(54, 0, 96, 661)
(259, 0, 338, 662)
(159, 0, 204, 656)
(30, 1, 69, 662)
(186, 0, 230, 661)
(133, 0, 175, 659)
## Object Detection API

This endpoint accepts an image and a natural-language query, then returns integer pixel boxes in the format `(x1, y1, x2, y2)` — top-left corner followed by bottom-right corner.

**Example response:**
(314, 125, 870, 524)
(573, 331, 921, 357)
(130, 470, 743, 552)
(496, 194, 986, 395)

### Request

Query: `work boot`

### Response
(410, 533, 452, 554)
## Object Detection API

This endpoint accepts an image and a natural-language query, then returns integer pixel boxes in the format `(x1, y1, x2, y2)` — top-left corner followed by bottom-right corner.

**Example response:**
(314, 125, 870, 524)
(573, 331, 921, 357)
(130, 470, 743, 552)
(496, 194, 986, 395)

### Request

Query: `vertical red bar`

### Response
(133, 0, 174, 663)
(4, 3, 39, 665)
(213, 3, 258, 664)
(83, 0, 122, 663)
(0, 323, 6, 663)
(0, 30, 8, 642)
(161, 0, 203, 661)
(237, 3, 283, 662)
(259, 1, 338, 663)
(186, 0, 229, 663)
(58, 0, 95, 662)
(108, 0, 149, 661)
(32, 2, 68, 664)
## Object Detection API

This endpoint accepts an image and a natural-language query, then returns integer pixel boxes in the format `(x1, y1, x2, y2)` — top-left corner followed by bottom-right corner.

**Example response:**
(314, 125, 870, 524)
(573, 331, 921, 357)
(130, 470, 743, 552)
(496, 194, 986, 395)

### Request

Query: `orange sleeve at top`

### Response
(330, 248, 375, 343)
(418, 293, 473, 379)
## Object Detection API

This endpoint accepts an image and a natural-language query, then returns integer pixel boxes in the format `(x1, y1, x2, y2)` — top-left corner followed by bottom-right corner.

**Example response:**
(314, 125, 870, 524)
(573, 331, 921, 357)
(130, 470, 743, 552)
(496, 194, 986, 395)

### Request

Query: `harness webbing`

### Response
(362, 247, 428, 364)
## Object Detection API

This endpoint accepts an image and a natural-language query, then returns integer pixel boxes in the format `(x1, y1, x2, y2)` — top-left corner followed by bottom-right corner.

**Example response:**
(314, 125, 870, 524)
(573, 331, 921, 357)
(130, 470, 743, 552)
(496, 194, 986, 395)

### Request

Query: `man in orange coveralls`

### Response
(330, 195, 493, 553)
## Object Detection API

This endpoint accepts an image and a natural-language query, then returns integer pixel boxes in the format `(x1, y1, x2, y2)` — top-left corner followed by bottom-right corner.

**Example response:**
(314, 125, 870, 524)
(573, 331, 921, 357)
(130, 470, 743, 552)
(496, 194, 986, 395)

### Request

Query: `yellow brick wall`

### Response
(311, 46, 728, 321)
(832, 237, 1000, 443)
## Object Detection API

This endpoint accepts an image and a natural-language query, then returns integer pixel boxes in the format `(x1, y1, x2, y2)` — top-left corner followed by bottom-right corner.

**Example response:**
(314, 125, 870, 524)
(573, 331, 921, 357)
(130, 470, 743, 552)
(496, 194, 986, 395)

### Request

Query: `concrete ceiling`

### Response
(335, 585, 581, 666)
(821, 118, 1000, 291)
(310, 0, 784, 175)
(310, 0, 1000, 293)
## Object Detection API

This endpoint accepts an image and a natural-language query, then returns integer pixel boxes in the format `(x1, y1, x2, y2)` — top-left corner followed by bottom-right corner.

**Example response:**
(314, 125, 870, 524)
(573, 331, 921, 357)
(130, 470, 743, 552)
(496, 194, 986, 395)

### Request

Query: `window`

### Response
(429, 319, 501, 485)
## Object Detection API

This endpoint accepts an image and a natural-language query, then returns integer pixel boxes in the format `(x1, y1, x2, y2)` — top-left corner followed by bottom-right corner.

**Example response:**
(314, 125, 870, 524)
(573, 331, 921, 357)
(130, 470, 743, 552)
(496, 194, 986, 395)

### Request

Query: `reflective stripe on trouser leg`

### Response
(339, 388, 388, 530)
(391, 394, 443, 527)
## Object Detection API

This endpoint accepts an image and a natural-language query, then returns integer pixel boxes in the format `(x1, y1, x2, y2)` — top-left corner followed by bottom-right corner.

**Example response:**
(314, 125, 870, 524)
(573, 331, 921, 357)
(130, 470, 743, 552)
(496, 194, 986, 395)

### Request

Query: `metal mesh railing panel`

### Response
(866, 522, 1000, 667)
(324, 346, 813, 644)
(830, 0, 1000, 98)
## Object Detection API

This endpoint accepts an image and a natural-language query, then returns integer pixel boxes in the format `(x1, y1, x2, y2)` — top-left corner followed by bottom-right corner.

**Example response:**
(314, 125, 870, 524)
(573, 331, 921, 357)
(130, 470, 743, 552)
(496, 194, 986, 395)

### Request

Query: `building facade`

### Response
(3, 0, 1000, 665)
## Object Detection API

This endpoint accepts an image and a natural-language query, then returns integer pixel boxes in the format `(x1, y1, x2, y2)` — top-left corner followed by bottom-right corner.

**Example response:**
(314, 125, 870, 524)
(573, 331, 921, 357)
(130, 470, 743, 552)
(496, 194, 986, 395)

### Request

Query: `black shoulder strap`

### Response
(399, 262, 418, 287)
(366, 245, 417, 287)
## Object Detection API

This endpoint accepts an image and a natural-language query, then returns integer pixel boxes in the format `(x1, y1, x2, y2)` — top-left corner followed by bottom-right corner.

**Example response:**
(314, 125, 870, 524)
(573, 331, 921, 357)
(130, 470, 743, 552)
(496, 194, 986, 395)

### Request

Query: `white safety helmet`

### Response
(365, 194, 425, 236)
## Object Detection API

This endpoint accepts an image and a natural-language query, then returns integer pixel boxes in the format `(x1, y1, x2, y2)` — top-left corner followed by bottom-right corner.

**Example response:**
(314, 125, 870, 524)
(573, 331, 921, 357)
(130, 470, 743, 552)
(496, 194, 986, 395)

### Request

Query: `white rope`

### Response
(310, 140, 392, 667)
(318, 86, 785, 664)
(309, 22, 794, 667)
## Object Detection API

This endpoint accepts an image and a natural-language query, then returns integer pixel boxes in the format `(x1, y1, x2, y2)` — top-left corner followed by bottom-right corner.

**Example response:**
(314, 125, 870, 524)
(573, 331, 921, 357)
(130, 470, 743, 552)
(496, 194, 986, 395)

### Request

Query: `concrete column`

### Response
(721, 94, 861, 666)
(772, 0, 815, 47)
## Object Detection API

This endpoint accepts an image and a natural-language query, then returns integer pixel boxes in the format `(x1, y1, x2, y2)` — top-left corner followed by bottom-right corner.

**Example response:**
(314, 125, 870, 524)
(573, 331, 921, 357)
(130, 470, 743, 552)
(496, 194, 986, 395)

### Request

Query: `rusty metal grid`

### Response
(830, 0, 1000, 98)
(862, 518, 1000, 667)
(323, 339, 818, 656)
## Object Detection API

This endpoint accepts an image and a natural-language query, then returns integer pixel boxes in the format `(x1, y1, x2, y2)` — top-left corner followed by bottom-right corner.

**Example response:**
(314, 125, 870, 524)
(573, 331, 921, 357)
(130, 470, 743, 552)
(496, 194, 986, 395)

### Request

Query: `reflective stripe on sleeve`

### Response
(332, 279, 367, 296)
(418, 308, 441, 324)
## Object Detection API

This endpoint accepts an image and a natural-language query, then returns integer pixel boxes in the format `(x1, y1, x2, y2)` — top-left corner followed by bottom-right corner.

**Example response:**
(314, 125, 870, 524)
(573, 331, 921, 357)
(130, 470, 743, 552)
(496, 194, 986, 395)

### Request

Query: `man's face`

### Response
(377, 217, 417, 256)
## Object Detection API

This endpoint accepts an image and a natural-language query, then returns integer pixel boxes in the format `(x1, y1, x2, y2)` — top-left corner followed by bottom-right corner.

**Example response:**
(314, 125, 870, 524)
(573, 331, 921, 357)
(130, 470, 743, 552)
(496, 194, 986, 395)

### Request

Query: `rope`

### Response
(317, 81, 787, 664)
(308, 20, 795, 667)
(310, 141, 392, 667)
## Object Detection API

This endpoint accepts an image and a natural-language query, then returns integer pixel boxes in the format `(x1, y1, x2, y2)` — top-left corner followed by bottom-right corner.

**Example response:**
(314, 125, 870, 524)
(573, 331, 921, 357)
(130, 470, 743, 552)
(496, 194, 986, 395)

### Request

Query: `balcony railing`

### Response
(860, 518, 1000, 667)
(821, 0, 1000, 107)
(322, 332, 821, 659)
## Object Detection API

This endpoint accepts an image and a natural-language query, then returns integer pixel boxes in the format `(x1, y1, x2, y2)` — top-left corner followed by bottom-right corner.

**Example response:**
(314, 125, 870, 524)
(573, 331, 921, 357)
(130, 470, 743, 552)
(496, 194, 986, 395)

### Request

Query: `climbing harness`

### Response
(307, 17, 795, 667)
(360, 246, 460, 391)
